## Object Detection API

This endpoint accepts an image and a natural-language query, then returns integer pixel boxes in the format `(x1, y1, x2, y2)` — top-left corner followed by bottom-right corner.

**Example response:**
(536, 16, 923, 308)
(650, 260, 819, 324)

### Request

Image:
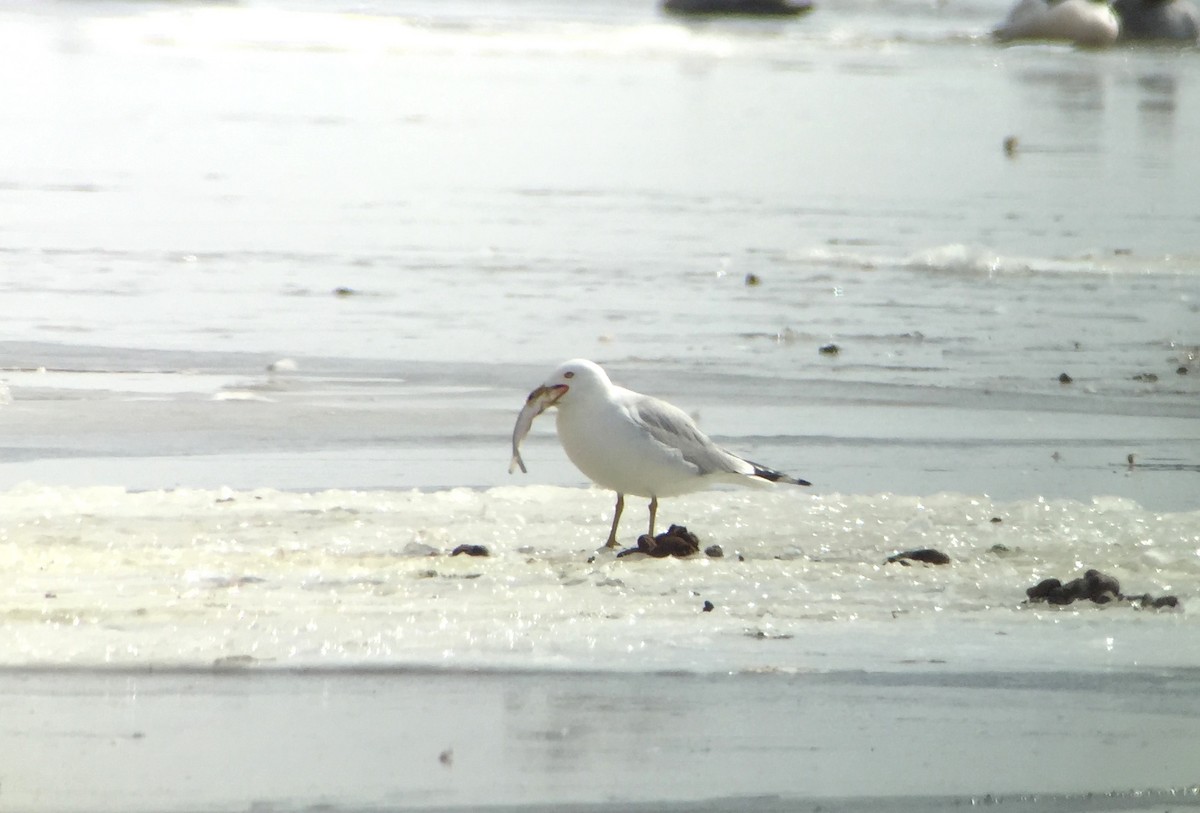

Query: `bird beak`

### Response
(525, 383, 567, 412)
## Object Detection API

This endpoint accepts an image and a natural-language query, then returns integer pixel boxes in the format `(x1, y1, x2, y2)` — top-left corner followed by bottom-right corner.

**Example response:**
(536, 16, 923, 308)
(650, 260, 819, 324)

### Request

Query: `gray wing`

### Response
(629, 394, 751, 477)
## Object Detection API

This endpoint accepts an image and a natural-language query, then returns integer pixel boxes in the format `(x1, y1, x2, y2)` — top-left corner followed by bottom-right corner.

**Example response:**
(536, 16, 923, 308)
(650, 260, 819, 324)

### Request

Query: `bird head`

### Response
(529, 358, 611, 409)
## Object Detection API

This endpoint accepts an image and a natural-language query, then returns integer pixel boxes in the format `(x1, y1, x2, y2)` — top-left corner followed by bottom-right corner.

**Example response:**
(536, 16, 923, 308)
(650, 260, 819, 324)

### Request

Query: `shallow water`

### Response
(3, 667, 1200, 812)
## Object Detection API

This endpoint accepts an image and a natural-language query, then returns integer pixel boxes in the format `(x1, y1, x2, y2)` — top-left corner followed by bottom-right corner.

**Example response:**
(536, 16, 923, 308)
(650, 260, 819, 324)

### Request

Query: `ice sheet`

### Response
(1, 484, 1195, 673)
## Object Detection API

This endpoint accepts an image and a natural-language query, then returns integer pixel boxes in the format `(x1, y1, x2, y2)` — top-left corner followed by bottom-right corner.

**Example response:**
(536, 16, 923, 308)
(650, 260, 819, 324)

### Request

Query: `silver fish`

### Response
(508, 384, 567, 475)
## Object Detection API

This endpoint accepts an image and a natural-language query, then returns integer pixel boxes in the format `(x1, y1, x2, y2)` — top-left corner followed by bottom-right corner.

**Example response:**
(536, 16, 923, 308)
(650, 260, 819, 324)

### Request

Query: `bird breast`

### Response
(555, 400, 702, 498)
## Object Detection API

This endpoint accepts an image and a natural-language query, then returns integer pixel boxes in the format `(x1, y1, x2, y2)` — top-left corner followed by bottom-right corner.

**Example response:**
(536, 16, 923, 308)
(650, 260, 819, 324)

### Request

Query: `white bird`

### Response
(510, 359, 810, 548)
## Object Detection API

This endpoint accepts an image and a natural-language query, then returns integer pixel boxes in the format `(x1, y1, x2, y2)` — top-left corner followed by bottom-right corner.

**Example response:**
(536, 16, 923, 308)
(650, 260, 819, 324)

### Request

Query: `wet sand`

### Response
(2, 666, 1199, 812)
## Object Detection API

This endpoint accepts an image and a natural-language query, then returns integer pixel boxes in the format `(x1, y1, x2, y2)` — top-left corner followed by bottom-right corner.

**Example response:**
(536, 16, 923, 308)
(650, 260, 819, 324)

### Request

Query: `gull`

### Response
(510, 359, 810, 547)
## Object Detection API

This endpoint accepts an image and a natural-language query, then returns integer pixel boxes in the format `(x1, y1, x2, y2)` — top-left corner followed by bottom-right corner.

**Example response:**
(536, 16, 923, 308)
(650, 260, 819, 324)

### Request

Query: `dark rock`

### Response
(1140, 594, 1181, 609)
(1026, 578, 1062, 601)
(1060, 578, 1089, 602)
(665, 525, 700, 548)
(1084, 569, 1121, 599)
(744, 273, 762, 287)
(652, 533, 700, 558)
(1026, 569, 1128, 606)
(702, 600, 715, 612)
(1132, 372, 1159, 383)
(1058, 372, 1073, 384)
(886, 548, 951, 566)
(450, 544, 489, 557)
(617, 525, 701, 558)
(704, 545, 724, 558)
(819, 343, 840, 356)
(1047, 587, 1075, 605)
(990, 517, 1003, 524)
(614, 535, 655, 557)
(1178, 366, 1189, 375)
(1046, 569, 1122, 604)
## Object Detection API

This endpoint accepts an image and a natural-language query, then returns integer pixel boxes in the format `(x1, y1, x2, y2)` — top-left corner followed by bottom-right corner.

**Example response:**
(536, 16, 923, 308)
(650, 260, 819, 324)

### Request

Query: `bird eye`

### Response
(564, 371, 575, 379)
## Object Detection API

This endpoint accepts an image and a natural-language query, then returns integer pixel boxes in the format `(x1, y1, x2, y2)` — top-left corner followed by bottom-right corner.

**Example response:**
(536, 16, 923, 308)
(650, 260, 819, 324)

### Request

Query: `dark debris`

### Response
(1025, 568, 1179, 609)
(886, 548, 951, 566)
(617, 525, 701, 558)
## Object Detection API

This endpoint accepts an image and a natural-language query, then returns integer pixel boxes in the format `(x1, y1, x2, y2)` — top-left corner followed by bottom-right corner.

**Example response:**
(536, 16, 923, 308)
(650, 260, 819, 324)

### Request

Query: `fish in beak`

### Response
(508, 384, 568, 474)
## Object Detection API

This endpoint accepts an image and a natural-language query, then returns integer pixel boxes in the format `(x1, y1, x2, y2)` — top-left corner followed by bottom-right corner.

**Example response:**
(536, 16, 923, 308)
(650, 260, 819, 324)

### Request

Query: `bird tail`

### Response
(747, 460, 811, 487)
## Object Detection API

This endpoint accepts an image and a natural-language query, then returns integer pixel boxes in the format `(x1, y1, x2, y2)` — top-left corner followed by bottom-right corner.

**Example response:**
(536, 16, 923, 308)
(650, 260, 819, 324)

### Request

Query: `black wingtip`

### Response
(749, 462, 811, 487)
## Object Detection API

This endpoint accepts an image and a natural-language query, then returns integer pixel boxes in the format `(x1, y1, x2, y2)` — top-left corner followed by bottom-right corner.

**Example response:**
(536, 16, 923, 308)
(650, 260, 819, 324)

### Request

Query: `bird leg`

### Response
(604, 493, 625, 548)
(647, 496, 658, 538)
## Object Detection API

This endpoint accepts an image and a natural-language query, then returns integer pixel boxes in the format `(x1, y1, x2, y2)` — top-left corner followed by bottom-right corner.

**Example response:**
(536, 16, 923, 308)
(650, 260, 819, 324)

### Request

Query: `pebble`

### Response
(450, 544, 489, 557)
